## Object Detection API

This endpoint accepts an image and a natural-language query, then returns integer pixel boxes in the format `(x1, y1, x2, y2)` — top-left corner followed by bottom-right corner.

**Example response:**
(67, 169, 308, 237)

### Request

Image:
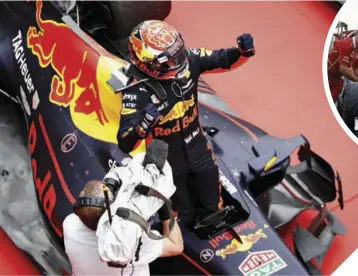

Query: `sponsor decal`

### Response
(61, 133, 77, 153)
(184, 134, 193, 144)
(238, 250, 287, 276)
(157, 101, 169, 111)
(122, 94, 137, 101)
(200, 48, 213, 57)
(171, 80, 194, 98)
(200, 249, 214, 263)
(27, 0, 125, 144)
(159, 95, 195, 125)
(13, 30, 37, 95)
(154, 106, 198, 136)
(205, 49, 213, 56)
(123, 102, 137, 109)
(184, 127, 200, 144)
(215, 228, 267, 260)
(151, 94, 160, 104)
(219, 171, 238, 195)
(190, 48, 201, 55)
(167, 38, 184, 56)
(192, 127, 200, 138)
(209, 220, 257, 249)
(158, 56, 169, 63)
(32, 90, 40, 110)
(13, 30, 39, 117)
(20, 86, 31, 116)
(171, 82, 186, 97)
(28, 116, 65, 237)
(27, 0, 107, 123)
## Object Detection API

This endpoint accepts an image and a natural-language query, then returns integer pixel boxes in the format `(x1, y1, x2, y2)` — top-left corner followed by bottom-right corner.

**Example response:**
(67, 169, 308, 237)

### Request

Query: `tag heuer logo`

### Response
(238, 250, 287, 276)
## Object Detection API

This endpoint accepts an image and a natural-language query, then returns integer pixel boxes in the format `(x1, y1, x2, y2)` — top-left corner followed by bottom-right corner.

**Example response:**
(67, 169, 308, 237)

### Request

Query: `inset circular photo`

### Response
(323, 0, 358, 144)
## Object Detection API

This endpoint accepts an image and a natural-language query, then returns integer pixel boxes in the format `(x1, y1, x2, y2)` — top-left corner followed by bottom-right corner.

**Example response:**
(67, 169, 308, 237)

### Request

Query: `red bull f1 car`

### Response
(0, 1, 346, 275)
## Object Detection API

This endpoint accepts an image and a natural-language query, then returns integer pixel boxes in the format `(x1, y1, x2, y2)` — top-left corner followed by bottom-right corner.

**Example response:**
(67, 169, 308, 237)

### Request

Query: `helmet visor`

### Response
(156, 48, 188, 74)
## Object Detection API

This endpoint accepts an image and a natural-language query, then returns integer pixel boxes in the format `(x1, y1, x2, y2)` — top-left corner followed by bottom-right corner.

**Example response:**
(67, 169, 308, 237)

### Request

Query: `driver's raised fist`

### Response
(237, 33, 255, 57)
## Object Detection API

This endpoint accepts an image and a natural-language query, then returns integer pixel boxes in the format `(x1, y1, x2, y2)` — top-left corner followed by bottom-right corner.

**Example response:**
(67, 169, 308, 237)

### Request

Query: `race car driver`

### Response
(328, 33, 358, 102)
(116, 20, 255, 224)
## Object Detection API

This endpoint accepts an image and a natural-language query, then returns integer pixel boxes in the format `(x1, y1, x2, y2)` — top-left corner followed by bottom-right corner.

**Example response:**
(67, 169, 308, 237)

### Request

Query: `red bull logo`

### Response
(154, 107, 198, 137)
(209, 220, 257, 248)
(26, 0, 127, 143)
(159, 95, 195, 125)
(153, 95, 197, 137)
(141, 21, 177, 50)
(215, 228, 267, 260)
(27, 0, 106, 123)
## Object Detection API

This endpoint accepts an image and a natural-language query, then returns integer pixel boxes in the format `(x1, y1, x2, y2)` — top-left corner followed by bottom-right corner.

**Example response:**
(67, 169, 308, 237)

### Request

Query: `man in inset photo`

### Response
(326, 4, 358, 138)
(327, 21, 358, 102)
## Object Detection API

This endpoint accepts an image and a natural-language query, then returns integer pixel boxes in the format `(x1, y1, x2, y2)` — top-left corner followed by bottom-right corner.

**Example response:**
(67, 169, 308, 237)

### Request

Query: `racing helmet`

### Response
(128, 20, 190, 81)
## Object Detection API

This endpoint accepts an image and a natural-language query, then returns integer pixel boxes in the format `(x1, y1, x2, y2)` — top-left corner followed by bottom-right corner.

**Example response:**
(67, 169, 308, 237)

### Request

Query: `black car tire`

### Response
(107, 1, 172, 39)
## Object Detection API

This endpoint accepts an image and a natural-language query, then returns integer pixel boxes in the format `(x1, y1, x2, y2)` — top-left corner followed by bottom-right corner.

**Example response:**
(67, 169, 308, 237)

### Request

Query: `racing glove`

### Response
(135, 103, 161, 138)
(237, 33, 255, 57)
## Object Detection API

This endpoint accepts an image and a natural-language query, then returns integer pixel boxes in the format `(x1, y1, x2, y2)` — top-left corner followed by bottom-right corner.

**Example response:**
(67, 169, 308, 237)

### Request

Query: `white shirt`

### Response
(63, 213, 163, 276)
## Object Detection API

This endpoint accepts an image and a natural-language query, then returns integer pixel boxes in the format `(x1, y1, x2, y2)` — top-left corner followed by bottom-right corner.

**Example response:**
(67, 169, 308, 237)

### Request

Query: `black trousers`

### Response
(168, 139, 220, 223)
